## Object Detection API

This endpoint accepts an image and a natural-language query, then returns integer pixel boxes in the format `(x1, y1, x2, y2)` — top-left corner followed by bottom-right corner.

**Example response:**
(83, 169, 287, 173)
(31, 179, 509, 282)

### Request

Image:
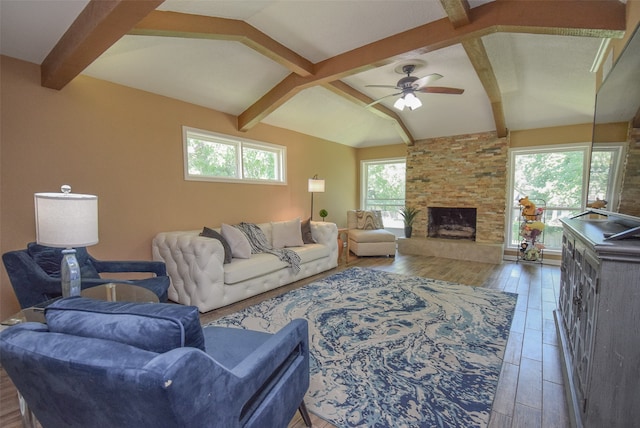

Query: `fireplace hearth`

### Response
(428, 207, 477, 241)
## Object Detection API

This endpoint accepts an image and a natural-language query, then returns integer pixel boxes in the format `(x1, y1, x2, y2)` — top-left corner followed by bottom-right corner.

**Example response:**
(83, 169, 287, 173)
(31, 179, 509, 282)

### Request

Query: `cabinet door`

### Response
(559, 232, 575, 330)
(573, 247, 600, 409)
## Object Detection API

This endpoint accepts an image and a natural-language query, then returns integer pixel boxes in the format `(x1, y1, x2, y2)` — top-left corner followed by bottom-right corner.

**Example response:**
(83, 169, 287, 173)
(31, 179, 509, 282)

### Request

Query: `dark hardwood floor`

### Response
(0, 252, 569, 428)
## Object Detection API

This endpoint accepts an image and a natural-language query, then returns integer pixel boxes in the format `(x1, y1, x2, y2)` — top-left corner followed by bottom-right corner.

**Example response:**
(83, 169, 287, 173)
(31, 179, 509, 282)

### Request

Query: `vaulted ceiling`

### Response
(0, 0, 627, 147)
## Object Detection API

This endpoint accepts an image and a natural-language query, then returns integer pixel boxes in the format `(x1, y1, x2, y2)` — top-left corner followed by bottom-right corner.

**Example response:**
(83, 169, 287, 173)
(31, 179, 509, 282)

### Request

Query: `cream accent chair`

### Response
(347, 210, 396, 257)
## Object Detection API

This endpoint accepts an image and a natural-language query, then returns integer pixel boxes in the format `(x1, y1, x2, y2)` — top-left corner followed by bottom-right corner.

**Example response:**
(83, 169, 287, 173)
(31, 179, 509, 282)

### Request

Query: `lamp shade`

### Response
(308, 178, 325, 193)
(34, 190, 99, 248)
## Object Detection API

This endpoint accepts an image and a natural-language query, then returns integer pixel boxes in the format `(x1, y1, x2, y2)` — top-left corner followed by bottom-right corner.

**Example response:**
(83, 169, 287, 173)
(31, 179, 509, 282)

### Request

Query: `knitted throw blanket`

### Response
(234, 222, 301, 274)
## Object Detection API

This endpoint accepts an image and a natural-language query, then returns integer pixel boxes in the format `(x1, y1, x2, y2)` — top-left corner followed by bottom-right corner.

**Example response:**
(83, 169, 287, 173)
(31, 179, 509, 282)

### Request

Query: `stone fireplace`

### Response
(398, 131, 508, 264)
(428, 207, 477, 241)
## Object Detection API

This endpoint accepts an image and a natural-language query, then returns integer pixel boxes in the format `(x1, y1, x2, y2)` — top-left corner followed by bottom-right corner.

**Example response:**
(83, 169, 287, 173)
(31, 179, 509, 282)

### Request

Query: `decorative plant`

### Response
(400, 206, 420, 238)
(319, 209, 328, 221)
(399, 206, 420, 226)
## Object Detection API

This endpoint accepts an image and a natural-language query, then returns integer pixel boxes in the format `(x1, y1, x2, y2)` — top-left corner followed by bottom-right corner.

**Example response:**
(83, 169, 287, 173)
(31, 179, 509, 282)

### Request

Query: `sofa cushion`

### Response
(200, 227, 232, 264)
(221, 223, 251, 259)
(224, 253, 287, 284)
(271, 218, 304, 248)
(349, 228, 396, 243)
(45, 297, 205, 353)
(291, 243, 330, 263)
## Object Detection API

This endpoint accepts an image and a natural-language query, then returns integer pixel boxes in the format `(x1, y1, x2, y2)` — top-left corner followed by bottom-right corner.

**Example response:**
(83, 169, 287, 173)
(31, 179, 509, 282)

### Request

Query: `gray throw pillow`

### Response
(200, 227, 232, 264)
(301, 217, 316, 244)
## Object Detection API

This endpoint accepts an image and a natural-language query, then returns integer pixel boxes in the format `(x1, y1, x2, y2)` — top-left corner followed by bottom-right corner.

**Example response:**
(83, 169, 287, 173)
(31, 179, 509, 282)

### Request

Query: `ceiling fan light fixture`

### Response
(405, 92, 422, 110)
(393, 97, 406, 111)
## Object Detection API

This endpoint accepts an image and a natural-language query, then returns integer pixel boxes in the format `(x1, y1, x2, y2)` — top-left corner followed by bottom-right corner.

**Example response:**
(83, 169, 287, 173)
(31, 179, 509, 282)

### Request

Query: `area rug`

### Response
(207, 267, 517, 427)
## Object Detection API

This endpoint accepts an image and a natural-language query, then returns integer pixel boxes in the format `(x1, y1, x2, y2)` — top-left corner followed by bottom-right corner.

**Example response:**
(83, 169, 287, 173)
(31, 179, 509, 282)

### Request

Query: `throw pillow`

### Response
(221, 223, 251, 259)
(200, 227, 232, 264)
(300, 217, 316, 244)
(271, 218, 304, 248)
(355, 210, 384, 230)
(27, 242, 100, 279)
(45, 297, 205, 353)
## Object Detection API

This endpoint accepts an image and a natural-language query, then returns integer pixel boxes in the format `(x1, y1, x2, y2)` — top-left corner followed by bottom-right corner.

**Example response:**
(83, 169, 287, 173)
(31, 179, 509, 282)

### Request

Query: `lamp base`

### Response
(61, 249, 81, 297)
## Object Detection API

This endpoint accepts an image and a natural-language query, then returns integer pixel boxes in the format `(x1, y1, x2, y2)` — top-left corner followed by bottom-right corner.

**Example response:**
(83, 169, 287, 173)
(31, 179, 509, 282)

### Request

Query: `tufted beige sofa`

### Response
(152, 221, 338, 312)
(347, 210, 396, 257)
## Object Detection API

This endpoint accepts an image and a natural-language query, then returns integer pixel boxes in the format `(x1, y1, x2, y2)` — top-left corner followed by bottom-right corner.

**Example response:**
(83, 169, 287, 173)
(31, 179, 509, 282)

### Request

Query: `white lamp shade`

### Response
(34, 192, 99, 247)
(394, 97, 406, 111)
(308, 178, 325, 193)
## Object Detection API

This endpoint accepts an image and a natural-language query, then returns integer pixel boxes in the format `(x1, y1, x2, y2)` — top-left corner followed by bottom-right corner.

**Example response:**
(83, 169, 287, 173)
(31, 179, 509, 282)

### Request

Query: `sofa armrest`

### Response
(152, 231, 226, 310)
(310, 221, 338, 249)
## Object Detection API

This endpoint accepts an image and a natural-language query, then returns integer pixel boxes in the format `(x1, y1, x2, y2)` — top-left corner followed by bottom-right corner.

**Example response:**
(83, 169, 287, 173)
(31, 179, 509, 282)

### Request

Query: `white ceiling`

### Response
(0, 0, 617, 148)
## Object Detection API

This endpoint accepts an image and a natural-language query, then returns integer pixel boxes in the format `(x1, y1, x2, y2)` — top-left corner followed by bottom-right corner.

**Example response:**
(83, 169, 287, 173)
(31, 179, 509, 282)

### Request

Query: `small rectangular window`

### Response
(183, 127, 286, 184)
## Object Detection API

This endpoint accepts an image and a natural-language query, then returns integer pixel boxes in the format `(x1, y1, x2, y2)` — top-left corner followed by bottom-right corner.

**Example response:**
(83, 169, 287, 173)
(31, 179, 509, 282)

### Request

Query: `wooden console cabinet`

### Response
(556, 211, 640, 428)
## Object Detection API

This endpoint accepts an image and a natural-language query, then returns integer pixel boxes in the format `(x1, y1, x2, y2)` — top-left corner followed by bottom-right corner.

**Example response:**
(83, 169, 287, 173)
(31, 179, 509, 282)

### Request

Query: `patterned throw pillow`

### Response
(355, 210, 384, 230)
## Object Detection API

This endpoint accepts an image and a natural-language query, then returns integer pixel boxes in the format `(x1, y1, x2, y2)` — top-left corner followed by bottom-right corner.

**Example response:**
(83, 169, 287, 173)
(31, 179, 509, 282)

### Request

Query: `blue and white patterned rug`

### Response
(207, 267, 517, 427)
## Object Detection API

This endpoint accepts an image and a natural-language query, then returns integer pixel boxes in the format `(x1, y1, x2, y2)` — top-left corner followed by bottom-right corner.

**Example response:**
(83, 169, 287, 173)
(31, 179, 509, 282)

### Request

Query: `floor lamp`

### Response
(34, 185, 99, 297)
(308, 175, 325, 220)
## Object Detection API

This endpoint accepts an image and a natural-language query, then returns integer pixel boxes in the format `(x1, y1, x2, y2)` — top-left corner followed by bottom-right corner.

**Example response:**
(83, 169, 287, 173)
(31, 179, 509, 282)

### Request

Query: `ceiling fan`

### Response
(365, 64, 465, 111)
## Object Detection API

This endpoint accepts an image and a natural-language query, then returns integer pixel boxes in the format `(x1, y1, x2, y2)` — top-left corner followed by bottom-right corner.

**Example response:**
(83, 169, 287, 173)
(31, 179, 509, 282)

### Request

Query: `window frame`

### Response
(360, 157, 407, 229)
(505, 143, 591, 253)
(182, 126, 287, 185)
(588, 142, 626, 211)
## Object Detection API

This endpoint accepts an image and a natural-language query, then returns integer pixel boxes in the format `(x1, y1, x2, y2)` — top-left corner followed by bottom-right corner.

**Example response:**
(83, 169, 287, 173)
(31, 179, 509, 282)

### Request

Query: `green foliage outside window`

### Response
(184, 127, 285, 184)
(187, 138, 237, 177)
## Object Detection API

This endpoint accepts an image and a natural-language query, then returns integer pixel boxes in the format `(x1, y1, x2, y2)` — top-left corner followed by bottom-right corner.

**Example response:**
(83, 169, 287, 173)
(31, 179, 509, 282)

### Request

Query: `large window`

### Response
(361, 158, 406, 228)
(183, 126, 286, 184)
(507, 143, 625, 251)
(508, 145, 588, 251)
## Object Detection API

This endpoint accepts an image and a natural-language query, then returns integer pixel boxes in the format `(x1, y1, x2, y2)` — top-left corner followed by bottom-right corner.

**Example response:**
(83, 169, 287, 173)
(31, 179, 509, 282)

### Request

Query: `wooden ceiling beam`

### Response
(41, 0, 165, 90)
(239, 0, 625, 133)
(461, 36, 507, 138)
(440, 0, 471, 29)
(130, 11, 314, 77)
(324, 81, 415, 145)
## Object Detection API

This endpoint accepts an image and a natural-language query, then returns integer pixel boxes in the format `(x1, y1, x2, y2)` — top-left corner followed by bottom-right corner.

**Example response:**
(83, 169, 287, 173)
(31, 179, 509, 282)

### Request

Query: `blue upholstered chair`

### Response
(0, 297, 311, 428)
(2, 242, 170, 308)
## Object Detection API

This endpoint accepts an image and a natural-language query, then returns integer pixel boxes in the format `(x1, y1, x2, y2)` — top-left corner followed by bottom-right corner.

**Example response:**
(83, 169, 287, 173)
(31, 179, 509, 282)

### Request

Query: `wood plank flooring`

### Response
(0, 253, 569, 428)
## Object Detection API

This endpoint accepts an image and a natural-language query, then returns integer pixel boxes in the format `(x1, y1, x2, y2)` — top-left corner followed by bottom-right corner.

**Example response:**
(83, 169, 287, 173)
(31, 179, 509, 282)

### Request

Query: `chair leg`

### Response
(298, 401, 312, 427)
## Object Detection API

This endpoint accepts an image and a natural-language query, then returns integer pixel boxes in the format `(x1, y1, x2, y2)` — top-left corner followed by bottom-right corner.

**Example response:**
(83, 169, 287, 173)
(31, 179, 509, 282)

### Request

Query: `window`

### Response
(183, 126, 286, 184)
(508, 144, 589, 251)
(507, 143, 625, 252)
(361, 158, 406, 228)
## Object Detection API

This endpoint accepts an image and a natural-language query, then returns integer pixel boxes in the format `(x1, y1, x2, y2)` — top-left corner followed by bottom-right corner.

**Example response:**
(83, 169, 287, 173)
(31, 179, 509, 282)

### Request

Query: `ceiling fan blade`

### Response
(365, 84, 400, 89)
(412, 73, 443, 90)
(365, 92, 403, 108)
(416, 86, 465, 95)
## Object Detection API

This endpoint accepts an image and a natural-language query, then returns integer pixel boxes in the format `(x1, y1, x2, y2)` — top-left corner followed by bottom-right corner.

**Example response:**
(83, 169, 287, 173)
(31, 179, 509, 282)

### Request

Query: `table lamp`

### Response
(308, 174, 325, 220)
(34, 185, 98, 297)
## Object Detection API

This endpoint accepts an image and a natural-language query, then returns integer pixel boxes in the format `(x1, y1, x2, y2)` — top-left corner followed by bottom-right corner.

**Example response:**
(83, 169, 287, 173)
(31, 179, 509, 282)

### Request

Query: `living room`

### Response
(2, 2, 640, 427)
(2, 0, 638, 319)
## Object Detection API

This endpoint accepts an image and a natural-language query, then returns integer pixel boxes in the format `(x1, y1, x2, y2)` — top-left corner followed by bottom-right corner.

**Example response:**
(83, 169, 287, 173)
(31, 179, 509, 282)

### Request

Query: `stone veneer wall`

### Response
(618, 129, 640, 217)
(406, 131, 509, 244)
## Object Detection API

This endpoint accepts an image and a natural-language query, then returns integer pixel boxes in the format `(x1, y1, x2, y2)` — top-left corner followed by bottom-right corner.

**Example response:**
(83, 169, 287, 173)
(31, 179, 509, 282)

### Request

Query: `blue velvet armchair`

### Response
(2, 242, 170, 308)
(0, 297, 311, 428)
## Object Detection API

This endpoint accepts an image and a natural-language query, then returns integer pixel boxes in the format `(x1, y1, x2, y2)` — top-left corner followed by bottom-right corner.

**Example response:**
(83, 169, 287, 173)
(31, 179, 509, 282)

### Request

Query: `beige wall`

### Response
(0, 56, 357, 317)
(510, 123, 593, 147)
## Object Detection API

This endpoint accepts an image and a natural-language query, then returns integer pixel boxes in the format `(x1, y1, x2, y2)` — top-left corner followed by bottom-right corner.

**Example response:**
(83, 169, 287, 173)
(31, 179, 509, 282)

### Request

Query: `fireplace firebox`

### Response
(428, 207, 477, 241)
